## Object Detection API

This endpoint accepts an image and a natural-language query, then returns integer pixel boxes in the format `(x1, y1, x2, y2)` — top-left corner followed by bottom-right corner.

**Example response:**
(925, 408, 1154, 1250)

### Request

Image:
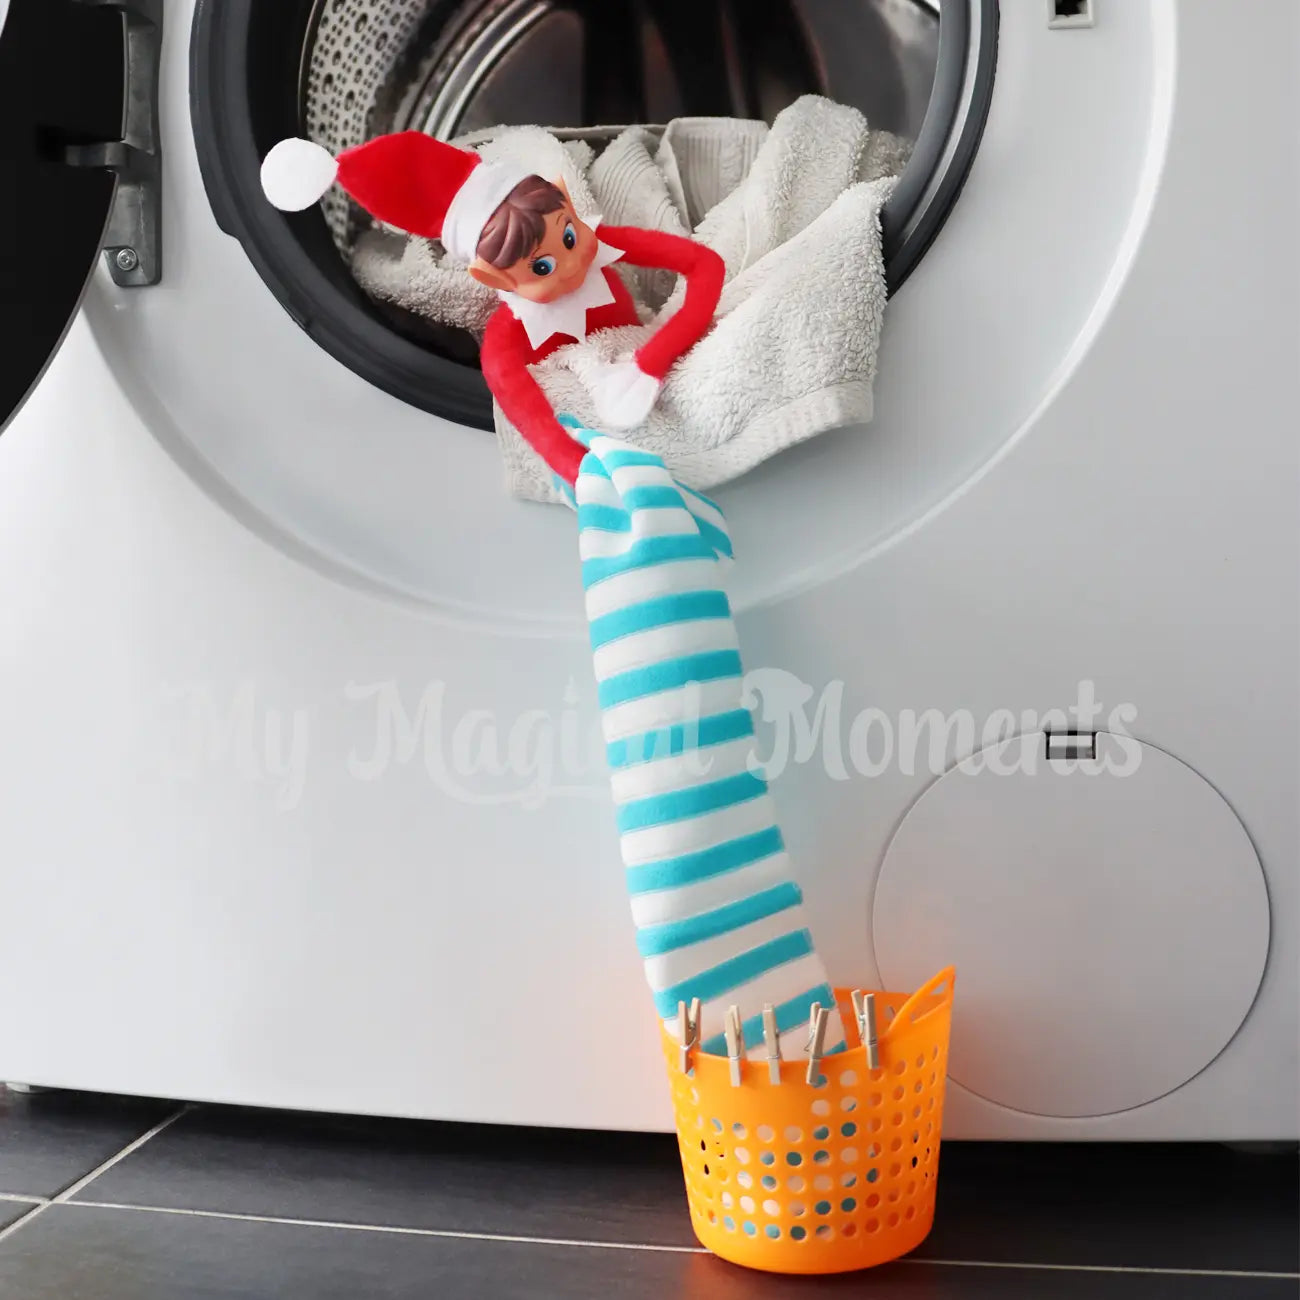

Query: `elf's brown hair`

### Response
(475, 176, 567, 269)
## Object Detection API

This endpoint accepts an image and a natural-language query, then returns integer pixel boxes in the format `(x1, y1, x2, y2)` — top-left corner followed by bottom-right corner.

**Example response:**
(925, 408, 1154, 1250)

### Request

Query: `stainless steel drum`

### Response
(302, 0, 941, 254)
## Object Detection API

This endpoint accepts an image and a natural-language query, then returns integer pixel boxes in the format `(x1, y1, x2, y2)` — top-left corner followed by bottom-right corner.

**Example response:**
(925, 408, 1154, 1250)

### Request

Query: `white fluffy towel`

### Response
(350, 96, 908, 505)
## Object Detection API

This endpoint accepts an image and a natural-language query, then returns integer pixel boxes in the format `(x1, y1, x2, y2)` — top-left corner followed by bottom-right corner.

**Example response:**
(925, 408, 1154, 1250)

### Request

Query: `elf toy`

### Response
(261, 130, 845, 1064)
(261, 131, 725, 485)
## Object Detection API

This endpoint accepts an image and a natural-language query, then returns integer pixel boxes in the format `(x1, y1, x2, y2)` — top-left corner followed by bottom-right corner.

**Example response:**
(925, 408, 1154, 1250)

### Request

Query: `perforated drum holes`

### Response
(304, 0, 430, 251)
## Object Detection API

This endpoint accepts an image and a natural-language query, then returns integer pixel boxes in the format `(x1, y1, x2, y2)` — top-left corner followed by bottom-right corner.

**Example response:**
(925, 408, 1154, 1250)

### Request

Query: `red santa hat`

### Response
(260, 131, 536, 265)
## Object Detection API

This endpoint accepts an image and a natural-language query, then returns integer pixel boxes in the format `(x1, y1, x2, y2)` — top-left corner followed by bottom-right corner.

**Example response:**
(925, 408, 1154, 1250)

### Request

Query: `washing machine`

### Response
(0, 0, 1295, 1138)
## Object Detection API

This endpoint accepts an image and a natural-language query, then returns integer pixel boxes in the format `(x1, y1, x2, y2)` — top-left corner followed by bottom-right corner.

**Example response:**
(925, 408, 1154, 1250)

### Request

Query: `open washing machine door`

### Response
(0, 0, 160, 434)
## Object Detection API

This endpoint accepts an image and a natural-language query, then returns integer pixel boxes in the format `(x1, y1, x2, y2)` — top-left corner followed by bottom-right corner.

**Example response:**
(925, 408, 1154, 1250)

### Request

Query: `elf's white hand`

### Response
(590, 360, 662, 430)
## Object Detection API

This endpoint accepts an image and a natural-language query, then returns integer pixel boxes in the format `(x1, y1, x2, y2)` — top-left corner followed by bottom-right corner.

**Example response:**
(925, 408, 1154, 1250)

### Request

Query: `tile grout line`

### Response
(0, 1195, 49, 1205)
(0, 1104, 192, 1247)
(69, 1201, 708, 1255)
(63, 1200, 1300, 1280)
(51, 1105, 194, 1205)
(0, 1202, 47, 1244)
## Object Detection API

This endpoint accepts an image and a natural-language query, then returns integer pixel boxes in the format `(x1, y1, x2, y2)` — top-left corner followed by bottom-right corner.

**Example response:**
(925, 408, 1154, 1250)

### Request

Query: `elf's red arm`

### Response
(599, 226, 725, 380)
(481, 308, 586, 485)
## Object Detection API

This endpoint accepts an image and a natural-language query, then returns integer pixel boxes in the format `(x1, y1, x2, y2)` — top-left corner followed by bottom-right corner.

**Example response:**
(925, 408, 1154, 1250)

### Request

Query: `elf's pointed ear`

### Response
(468, 260, 515, 292)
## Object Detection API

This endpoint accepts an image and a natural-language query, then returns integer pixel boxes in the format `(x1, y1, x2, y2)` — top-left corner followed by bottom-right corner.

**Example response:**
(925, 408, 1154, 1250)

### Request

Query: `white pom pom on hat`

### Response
(261, 138, 340, 211)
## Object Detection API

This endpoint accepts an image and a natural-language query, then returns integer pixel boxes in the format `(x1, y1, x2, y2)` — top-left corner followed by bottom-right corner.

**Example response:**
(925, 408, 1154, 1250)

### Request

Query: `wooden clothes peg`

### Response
(852, 989, 880, 1070)
(724, 1005, 744, 1086)
(676, 998, 701, 1074)
(805, 1003, 830, 1085)
(762, 1004, 782, 1084)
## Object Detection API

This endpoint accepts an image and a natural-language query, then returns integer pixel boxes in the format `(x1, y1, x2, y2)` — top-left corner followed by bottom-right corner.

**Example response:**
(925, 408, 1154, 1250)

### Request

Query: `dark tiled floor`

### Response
(0, 1200, 39, 1233)
(0, 1087, 176, 1198)
(0, 1086, 1296, 1299)
(75, 1105, 696, 1246)
(919, 1139, 1300, 1274)
(3, 1208, 1295, 1300)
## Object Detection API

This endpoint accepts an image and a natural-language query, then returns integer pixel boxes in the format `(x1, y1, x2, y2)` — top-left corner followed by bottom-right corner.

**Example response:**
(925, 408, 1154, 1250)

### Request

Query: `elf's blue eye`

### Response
(531, 255, 556, 277)
(562, 222, 577, 250)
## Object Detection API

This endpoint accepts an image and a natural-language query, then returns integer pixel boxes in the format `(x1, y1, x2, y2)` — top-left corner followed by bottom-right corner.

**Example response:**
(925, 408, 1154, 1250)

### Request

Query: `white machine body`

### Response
(0, 0, 1295, 1137)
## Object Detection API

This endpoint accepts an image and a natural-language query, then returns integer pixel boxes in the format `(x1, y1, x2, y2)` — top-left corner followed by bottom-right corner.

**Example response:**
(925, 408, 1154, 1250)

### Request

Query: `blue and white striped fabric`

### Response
(561, 419, 846, 1061)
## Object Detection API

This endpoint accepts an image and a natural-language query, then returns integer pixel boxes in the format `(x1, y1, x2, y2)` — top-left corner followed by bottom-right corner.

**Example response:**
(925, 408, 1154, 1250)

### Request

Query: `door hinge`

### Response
(64, 0, 162, 287)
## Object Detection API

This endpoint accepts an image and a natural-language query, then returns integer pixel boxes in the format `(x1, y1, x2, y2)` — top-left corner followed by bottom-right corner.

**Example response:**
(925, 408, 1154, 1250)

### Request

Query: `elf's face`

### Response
(507, 203, 600, 302)
(469, 186, 600, 303)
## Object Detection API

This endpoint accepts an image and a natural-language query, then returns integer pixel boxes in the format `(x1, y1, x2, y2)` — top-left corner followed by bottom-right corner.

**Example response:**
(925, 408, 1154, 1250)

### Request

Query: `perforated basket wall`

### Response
(661, 970, 955, 1275)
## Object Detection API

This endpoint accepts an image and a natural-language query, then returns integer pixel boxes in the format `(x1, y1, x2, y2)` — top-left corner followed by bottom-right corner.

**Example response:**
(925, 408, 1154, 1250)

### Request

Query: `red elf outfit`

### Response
(261, 132, 725, 485)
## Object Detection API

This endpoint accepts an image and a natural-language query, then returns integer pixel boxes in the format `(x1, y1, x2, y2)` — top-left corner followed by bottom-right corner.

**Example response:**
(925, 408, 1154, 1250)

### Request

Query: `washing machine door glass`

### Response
(0, 0, 132, 434)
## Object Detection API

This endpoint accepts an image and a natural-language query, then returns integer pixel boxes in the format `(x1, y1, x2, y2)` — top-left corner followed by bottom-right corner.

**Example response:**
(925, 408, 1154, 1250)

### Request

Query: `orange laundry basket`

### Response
(660, 968, 956, 1275)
